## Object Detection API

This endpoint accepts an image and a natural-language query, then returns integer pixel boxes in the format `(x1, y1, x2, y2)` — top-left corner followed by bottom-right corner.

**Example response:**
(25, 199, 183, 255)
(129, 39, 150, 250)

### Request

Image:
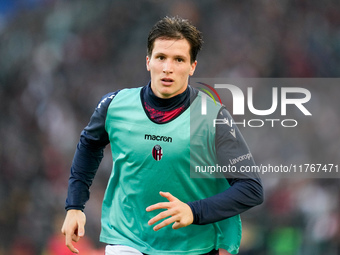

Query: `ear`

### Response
(146, 56, 150, 71)
(189, 60, 197, 76)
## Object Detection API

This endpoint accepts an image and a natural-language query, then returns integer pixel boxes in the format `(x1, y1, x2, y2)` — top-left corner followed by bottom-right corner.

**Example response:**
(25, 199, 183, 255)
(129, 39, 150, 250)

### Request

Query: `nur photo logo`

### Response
(194, 80, 312, 128)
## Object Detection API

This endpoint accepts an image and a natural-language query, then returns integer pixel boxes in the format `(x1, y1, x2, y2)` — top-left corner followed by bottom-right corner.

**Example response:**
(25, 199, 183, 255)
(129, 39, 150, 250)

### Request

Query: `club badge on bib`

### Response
(152, 145, 163, 161)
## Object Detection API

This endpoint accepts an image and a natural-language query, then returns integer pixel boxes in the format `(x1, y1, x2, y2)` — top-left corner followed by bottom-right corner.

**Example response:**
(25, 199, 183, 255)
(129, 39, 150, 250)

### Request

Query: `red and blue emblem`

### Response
(152, 145, 163, 161)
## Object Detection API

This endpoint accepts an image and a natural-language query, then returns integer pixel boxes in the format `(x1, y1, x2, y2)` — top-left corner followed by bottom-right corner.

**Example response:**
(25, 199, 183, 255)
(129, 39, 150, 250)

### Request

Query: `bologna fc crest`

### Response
(152, 145, 163, 161)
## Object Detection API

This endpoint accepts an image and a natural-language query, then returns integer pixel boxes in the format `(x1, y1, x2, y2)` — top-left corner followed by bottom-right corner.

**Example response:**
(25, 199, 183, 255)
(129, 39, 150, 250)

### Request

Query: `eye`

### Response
(157, 55, 165, 60)
(176, 58, 184, 62)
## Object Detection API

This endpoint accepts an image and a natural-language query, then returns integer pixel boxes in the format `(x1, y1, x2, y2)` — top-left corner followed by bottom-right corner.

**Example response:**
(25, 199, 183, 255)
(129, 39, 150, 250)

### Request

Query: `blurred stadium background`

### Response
(0, 0, 339, 254)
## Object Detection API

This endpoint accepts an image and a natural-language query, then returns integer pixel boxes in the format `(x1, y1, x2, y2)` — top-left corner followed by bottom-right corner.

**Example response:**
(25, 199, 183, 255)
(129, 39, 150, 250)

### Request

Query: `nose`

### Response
(163, 60, 173, 74)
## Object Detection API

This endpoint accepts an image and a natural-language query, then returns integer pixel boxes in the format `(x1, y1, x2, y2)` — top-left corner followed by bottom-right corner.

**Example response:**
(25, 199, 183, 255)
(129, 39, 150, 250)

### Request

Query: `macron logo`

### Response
(98, 94, 116, 109)
(145, 134, 172, 143)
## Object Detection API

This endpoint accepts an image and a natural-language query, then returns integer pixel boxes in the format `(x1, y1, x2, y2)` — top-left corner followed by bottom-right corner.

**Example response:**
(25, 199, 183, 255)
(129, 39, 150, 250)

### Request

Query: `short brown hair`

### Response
(147, 16, 203, 64)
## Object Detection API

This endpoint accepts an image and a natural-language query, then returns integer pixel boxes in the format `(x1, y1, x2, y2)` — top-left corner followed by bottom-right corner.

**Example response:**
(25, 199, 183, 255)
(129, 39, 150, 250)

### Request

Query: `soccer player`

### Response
(61, 16, 263, 255)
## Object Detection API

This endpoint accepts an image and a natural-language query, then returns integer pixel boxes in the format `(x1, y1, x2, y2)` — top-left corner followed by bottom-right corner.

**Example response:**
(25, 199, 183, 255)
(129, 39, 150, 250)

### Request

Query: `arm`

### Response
(62, 91, 118, 253)
(188, 107, 263, 225)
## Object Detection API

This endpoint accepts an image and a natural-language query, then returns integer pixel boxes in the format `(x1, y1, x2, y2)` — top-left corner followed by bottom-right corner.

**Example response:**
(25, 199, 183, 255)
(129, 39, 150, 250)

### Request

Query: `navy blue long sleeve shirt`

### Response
(66, 83, 263, 225)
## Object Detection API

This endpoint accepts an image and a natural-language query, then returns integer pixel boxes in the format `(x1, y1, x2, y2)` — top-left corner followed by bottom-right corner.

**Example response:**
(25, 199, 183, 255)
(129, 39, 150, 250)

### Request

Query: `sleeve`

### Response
(65, 91, 119, 211)
(187, 107, 264, 225)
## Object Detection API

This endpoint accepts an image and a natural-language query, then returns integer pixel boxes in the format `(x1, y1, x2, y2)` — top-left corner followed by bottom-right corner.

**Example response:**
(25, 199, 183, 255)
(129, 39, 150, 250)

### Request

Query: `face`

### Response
(146, 38, 197, 99)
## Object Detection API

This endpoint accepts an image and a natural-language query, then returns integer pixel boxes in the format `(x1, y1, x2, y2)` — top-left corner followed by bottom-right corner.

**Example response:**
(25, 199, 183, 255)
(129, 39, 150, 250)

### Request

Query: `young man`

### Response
(62, 16, 263, 255)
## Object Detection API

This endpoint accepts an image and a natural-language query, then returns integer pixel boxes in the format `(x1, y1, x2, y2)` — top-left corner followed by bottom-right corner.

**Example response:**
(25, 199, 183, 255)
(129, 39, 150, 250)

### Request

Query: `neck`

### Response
(147, 83, 189, 109)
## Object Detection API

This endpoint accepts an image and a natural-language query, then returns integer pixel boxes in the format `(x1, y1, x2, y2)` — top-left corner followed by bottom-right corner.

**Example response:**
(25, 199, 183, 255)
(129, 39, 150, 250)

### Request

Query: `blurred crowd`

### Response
(0, 0, 339, 254)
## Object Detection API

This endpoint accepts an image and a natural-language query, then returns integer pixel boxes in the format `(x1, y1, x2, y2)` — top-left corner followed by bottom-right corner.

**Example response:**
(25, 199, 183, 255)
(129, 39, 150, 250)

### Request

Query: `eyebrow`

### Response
(174, 55, 187, 59)
(153, 52, 188, 60)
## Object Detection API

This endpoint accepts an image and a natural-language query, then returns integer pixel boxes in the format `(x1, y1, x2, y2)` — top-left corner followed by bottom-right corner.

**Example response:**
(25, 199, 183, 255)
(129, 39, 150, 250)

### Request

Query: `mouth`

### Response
(161, 78, 174, 86)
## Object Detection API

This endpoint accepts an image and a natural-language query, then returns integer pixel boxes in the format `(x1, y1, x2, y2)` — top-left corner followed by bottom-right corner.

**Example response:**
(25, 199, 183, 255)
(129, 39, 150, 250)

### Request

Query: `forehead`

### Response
(151, 38, 191, 57)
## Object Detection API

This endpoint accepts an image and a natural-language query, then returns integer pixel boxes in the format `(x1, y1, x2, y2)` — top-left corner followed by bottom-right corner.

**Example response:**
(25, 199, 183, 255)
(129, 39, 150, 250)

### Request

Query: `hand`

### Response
(61, 209, 86, 254)
(146, 191, 193, 231)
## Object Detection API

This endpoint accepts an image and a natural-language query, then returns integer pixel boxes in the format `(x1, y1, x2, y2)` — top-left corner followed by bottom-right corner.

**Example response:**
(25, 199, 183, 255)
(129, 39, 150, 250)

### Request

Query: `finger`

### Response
(159, 191, 177, 202)
(172, 221, 185, 230)
(72, 233, 80, 242)
(65, 232, 79, 254)
(146, 202, 171, 212)
(153, 216, 178, 231)
(77, 222, 85, 237)
(148, 209, 173, 225)
(61, 225, 65, 235)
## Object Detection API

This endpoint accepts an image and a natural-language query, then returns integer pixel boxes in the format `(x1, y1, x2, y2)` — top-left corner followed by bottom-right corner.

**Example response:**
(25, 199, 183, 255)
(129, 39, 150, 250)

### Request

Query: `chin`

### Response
(158, 89, 174, 98)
